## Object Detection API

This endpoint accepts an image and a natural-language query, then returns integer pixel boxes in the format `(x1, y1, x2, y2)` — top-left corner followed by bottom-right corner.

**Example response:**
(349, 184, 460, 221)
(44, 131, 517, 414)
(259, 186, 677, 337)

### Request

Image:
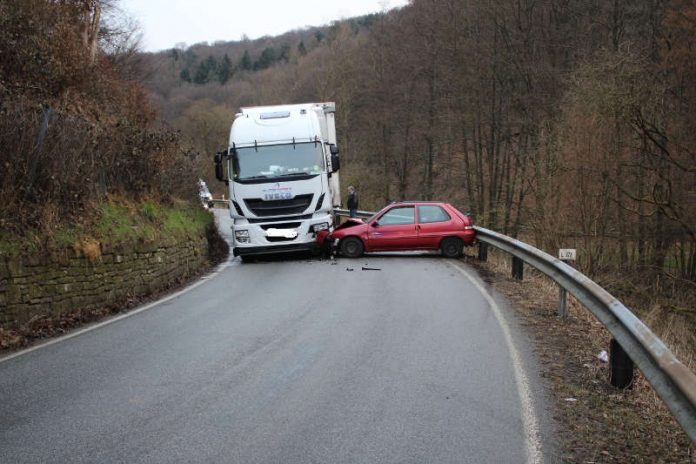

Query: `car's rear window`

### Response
(417, 205, 450, 223)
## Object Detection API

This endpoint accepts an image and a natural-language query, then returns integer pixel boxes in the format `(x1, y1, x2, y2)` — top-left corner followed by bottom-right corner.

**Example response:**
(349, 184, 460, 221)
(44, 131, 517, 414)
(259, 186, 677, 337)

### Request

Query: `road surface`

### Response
(0, 210, 556, 463)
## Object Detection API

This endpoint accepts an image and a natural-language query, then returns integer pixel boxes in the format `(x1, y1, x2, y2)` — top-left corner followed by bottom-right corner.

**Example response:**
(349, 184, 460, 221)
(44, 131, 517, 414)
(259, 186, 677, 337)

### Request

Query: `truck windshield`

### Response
(233, 143, 324, 182)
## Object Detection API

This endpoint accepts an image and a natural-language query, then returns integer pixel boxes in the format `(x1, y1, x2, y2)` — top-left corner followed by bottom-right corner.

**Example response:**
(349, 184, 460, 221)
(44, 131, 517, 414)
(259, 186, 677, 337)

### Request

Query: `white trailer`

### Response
(214, 102, 341, 260)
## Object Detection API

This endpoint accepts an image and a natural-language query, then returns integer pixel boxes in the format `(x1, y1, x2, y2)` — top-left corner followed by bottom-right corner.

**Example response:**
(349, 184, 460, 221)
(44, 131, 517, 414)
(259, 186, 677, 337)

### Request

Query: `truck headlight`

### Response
(312, 222, 329, 232)
(235, 230, 250, 243)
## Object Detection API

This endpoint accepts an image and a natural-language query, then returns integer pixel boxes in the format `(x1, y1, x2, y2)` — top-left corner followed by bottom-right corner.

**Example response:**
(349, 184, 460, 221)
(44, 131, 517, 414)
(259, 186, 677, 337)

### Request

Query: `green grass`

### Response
(97, 202, 137, 242)
(163, 206, 211, 237)
(0, 199, 212, 258)
(97, 200, 211, 244)
(0, 232, 22, 258)
(0, 230, 41, 258)
(53, 226, 82, 248)
(142, 201, 159, 221)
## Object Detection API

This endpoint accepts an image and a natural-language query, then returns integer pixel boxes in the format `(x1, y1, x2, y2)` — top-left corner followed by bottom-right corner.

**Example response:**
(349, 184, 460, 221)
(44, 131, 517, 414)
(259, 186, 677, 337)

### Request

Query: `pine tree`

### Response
(254, 47, 277, 70)
(239, 50, 252, 71)
(179, 68, 192, 83)
(279, 44, 291, 63)
(193, 61, 209, 84)
(217, 53, 233, 84)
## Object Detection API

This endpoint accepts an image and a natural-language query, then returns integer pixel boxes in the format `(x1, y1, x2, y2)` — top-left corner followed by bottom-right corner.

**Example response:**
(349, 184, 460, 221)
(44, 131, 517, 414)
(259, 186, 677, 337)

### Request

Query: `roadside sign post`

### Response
(558, 249, 576, 318)
(512, 256, 524, 280)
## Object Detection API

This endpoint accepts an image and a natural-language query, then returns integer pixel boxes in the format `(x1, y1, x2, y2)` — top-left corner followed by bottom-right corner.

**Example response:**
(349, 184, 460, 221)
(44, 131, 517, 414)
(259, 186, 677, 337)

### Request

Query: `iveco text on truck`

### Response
(214, 102, 341, 260)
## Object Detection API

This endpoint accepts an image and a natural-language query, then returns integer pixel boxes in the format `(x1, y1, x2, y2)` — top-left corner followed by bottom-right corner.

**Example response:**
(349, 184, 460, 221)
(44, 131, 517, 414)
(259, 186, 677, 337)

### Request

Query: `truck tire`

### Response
(440, 237, 463, 258)
(340, 237, 364, 258)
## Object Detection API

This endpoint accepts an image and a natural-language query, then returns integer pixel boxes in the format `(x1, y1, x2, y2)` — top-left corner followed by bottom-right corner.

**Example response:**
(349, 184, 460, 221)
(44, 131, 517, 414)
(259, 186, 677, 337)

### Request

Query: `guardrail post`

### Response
(609, 338, 634, 389)
(511, 256, 524, 280)
(558, 287, 567, 318)
(478, 242, 488, 261)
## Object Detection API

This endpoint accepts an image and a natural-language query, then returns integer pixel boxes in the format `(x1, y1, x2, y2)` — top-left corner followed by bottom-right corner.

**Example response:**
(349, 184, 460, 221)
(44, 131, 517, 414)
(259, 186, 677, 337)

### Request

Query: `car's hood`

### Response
(332, 218, 367, 236)
(335, 218, 365, 229)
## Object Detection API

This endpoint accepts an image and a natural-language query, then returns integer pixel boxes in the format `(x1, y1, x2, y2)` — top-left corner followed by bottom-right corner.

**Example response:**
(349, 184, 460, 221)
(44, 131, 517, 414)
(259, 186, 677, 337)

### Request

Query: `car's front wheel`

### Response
(440, 237, 463, 258)
(340, 237, 364, 258)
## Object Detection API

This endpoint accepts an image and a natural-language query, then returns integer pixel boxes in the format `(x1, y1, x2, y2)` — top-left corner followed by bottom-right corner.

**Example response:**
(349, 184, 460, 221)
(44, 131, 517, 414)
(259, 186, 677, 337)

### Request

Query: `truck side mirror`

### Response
(330, 145, 340, 173)
(214, 151, 228, 185)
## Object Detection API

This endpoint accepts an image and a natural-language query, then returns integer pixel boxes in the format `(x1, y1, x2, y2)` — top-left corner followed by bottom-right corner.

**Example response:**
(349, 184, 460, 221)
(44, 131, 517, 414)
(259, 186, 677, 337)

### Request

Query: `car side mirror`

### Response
(330, 144, 339, 155)
(372, 221, 380, 228)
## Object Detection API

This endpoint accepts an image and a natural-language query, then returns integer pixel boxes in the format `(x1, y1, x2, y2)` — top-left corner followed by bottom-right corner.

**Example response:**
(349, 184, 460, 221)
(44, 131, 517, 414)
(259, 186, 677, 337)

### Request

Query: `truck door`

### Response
(367, 206, 418, 250)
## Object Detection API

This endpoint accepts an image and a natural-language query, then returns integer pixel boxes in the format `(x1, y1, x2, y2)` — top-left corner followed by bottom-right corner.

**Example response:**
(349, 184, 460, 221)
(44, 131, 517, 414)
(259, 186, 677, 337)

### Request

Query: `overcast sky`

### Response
(119, 0, 411, 52)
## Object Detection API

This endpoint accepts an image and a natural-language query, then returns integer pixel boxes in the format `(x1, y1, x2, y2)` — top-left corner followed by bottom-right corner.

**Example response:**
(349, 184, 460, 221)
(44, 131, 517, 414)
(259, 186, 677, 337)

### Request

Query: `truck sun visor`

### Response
(260, 111, 291, 120)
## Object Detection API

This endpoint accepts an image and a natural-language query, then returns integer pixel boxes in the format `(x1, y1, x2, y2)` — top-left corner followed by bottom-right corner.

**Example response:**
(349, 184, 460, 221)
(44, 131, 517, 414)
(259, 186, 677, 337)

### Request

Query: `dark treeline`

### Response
(146, 0, 695, 281)
(342, 0, 695, 281)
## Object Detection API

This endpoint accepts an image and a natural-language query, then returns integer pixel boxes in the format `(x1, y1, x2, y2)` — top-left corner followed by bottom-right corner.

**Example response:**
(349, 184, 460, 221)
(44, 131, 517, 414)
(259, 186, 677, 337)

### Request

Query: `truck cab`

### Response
(214, 102, 341, 260)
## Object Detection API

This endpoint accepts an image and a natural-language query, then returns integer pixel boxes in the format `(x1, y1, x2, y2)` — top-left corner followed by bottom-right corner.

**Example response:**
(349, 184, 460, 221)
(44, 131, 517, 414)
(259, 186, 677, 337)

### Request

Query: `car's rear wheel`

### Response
(340, 237, 364, 258)
(440, 237, 463, 258)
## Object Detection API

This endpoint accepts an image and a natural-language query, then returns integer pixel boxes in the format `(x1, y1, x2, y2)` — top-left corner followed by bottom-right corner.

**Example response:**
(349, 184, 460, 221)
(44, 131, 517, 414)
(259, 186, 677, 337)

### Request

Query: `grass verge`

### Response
(465, 248, 695, 463)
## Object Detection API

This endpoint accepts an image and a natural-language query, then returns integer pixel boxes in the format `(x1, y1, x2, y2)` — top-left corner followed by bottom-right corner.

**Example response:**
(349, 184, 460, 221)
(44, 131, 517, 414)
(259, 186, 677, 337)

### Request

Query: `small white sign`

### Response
(559, 249, 577, 260)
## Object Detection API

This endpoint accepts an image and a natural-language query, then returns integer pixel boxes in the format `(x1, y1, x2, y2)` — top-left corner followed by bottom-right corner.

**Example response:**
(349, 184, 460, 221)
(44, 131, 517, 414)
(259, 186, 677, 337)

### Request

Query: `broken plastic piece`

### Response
(362, 267, 381, 271)
(597, 350, 609, 363)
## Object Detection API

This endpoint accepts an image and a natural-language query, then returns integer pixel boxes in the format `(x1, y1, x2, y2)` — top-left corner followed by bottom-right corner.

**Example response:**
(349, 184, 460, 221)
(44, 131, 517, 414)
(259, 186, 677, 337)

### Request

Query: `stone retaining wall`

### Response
(0, 236, 210, 327)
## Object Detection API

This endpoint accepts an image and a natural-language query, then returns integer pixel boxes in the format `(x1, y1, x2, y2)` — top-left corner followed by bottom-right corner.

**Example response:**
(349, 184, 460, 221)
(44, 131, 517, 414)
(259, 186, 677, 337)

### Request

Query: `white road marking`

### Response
(0, 258, 235, 364)
(447, 261, 543, 464)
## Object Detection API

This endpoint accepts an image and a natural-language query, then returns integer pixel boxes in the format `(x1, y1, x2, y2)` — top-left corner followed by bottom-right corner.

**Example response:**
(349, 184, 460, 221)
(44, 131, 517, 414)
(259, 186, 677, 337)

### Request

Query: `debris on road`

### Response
(346, 268, 354, 271)
(362, 267, 381, 271)
(597, 350, 609, 363)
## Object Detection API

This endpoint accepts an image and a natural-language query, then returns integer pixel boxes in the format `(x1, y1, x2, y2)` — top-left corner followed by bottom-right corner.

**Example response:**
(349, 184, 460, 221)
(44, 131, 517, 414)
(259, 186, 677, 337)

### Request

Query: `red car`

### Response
(322, 201, 475, 258)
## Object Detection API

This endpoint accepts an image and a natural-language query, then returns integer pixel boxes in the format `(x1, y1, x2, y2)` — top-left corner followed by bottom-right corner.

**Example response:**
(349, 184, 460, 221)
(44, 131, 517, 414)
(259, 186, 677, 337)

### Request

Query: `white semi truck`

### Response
(214, 102, 341, 260)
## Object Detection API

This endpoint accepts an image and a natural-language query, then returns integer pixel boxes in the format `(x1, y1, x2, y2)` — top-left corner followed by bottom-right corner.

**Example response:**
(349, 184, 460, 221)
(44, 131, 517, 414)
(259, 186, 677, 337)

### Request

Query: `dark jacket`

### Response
(347, 191, 359, 210)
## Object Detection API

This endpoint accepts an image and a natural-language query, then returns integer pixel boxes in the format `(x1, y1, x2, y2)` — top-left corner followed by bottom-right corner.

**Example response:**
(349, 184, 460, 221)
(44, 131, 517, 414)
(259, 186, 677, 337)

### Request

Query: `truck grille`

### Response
(244, 194, 313, 217)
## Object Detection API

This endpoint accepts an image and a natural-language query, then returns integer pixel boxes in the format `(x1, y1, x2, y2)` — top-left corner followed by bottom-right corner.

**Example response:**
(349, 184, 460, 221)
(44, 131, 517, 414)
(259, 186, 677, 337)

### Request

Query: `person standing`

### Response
(347, 185, 359, 218)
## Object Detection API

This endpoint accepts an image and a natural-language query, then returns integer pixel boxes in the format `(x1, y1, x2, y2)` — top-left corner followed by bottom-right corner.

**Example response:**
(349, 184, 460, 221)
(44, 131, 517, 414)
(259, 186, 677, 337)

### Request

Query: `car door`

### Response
(367, 206, 418, 250)
(416, 204, 453, 249)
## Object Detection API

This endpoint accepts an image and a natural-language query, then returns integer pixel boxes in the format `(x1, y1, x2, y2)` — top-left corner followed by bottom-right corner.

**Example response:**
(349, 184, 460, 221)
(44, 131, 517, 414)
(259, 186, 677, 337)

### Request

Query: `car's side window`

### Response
(378, 206, 415, 225)
(417, 205, 451, 223)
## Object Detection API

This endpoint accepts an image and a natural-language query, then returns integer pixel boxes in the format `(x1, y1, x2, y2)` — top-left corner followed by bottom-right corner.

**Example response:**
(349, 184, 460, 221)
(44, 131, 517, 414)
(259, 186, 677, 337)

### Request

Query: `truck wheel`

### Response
(441, 237, 463, 258)
(340, 237, 364, 258)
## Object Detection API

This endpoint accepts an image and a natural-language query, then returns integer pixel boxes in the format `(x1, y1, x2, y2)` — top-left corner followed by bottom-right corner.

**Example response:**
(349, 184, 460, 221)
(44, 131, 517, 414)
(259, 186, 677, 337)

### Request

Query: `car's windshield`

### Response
(233, 142, 324, 182)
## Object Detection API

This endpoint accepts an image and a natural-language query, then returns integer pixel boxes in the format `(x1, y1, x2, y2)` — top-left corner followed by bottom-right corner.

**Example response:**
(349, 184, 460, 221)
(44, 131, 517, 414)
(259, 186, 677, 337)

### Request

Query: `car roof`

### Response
(385, 201, 450, 206)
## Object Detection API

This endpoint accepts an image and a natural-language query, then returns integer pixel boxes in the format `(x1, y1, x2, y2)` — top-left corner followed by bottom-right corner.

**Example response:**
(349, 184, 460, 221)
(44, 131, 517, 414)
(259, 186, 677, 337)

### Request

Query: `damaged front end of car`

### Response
(316, 217, 366, 255)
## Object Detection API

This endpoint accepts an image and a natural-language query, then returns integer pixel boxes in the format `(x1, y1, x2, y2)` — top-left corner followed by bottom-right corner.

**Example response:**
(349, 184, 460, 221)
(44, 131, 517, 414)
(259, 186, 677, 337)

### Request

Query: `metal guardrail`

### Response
(211, 199, 229, 208)
(333, 208, 374, 219)
(333, 208, 695, 444)
(474, 226, 696, 444)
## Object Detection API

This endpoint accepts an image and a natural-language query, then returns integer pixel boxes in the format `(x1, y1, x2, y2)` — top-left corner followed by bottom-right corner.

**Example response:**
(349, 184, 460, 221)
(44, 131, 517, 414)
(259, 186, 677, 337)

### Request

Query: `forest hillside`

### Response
(145, 0, 695, 287)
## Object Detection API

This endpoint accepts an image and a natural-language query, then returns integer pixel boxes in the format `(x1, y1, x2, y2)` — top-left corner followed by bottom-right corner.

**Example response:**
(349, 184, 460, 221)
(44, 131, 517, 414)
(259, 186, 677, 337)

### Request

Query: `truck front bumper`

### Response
(232, 213, 333, 257)
(233, 242, 323, 257)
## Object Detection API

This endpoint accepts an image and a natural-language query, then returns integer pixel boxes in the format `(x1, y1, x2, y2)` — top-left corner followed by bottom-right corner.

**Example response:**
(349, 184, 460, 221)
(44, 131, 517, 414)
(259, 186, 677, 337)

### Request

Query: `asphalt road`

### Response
(0, 210, 556, 463)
